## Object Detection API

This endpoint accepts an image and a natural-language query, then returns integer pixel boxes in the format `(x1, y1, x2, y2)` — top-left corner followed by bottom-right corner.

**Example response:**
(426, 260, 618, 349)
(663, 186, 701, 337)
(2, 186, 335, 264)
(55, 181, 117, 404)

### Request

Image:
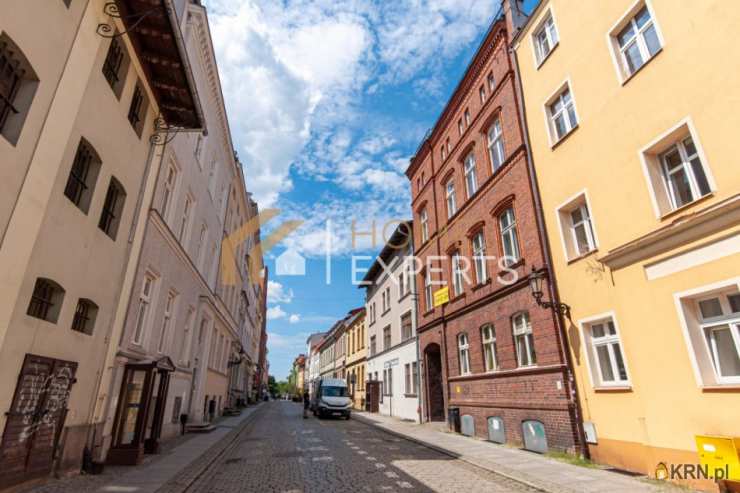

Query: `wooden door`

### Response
(365, 381, 380, 413)
(0, 354, 77, 489)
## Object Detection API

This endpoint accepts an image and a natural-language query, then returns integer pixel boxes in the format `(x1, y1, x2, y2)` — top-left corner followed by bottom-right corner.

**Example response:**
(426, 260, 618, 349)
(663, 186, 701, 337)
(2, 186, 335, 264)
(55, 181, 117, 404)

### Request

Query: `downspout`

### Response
(509, 45, 590, 458)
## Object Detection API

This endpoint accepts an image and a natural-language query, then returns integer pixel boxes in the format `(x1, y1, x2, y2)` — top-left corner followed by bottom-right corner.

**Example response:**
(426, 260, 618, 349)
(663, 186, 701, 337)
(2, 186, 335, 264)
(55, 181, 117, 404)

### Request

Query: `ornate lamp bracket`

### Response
(150, 116, 187, 146)
(96, 2, 160, 39)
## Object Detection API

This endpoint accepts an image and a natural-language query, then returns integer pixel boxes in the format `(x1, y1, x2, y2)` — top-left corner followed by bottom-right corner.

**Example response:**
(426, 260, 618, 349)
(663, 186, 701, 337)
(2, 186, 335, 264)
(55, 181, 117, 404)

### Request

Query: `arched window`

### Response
(71, 298, 99, 335)
(64, 138, 102, 214)
(27, 278, 65, 323)
(99, 176, 127, 239)
(0, 33, 39, 145)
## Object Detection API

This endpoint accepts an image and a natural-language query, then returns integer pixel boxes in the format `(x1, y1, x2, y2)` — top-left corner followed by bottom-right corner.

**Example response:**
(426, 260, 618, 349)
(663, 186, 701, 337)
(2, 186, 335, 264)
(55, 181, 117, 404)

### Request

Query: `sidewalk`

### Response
(24, 404, 262, 493)
(354, 411, 689, 493)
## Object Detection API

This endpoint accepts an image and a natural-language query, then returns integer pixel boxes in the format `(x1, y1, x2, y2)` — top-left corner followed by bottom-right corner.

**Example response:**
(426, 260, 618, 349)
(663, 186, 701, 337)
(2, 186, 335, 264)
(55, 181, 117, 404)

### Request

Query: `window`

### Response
(586, 318, 629, 386)
(102, 37, 129, 98)
(64, 138, 101, 213)
(405, 363, 412, 395)
(132, 274, 155, 345)
(420, 209, 429, 243)
(464, 109, 471, 126)
(401, 312, 412, 341)
(446, 138, 451, 153)
(557, 192, 598, 261)
(98, 177, 126, 240)
(412, 361, 419, 395)
(693, 293, 740, 382)
(446, 180, 457, 218)
(381, 289, 387, 312)
(499, 207, 520, 265)
(399, 270, 406, 298)
(487, 120, 504, 172)
(479, 86, 486, 104)
(158, 291, 176, 353)
(512, 312, 536, 367)
(424, 269, 433, 312)
(441, 146, 447, 161)
(385, 368, 393, 396)
(370, 335, 377, 356)
(27, 278, 65, 323)
(178, 307, 195, 365)
(613, 5, 661, 79)
(451, 251, 464, 297)
(458, 333, 471, 375)
(481, 324, 497, 372)
(458, 119, 463, 135)
(464, 154, 477, 198)
(178, 196, 192, 243)
(487, 72, 495, 91)
(0, 33, 39, 145)
(161, 163, 177, 221)
(472, 232, 487, 284)
(383, 325, 391, 350)
(385, 286, 391, 312)
(547, 86, 577, 142)
(71, 299, 98, 335)
(128, 82, 148, 137)
(660, 136, 711, 210)
(534, 12, 559, 64)
(171, 396, 183, 424)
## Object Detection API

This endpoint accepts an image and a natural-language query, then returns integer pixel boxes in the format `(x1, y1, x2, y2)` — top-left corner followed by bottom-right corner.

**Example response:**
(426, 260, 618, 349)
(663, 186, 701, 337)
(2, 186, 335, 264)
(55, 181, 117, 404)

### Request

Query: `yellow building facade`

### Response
(513, 1, 740, 490)
(344, 310, 367, 410)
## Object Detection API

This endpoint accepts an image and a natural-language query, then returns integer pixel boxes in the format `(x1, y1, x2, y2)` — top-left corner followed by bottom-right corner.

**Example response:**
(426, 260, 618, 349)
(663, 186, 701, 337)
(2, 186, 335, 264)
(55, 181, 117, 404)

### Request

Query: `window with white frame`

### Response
(161, 163, 177, 221)
(446, 180, 457, 218)
(178, 306, 195, 365)
(405, 363, 412, 394)
(479, 85, 486, 104)
(399, 270, 406, 297)
(420, 208, 429, 243)
(612, 4, 661, 79)
(158, 291, 176, 353)
(533, 12, 559, 65)
(383, 325, 391, 350)
(464, 109, 471, 126)
(557, 193, 598, 260)
(472, 231, 487, 284)
(481, 324, 498, 372)
(487, 119, 504, 172)
(585, 317, 629, 386)
(547, 86, 578, 142)
(458, 119, 464, 136)
(370, 335, 377, 356)
(441, 146, 447, 161)
(513, 312, 536, 367)
(464, 153, 477, 198)
(487, 72, 495, 91)
(695, 292, 740, 382)
(424, 269, 433, 312)
(412, 361, 419, 394)
(451, 251, 464, 297)
(458, 333, 471, 375)
(178, 195, 192, 243)
(660, 136, 711, 210)
(133, 274, 155, 345)
(499, 207, 520, 265)
(641, 122, 714, 217)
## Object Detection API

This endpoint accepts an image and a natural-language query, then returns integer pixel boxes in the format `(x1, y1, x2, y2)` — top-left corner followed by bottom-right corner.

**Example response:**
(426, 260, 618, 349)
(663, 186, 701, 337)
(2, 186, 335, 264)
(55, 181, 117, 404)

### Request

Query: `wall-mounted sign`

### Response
(433, 286, 449, 307)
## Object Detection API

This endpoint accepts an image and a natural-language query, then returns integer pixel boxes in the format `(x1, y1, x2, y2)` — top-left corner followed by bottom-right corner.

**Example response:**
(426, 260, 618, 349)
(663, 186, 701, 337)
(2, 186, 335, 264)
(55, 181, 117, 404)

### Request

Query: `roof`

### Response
(114, 0, 205, 130)
(361, 221, 413, 284)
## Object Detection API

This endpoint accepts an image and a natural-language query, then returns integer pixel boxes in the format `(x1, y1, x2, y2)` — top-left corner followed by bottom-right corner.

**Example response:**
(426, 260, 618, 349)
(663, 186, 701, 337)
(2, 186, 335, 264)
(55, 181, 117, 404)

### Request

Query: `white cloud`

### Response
(267, 305, 287, 320)
(205, 0, 498, 208)
(267, 280, 294, 304)
(289, 314, 301, 324)
(267, 330, 311, 350)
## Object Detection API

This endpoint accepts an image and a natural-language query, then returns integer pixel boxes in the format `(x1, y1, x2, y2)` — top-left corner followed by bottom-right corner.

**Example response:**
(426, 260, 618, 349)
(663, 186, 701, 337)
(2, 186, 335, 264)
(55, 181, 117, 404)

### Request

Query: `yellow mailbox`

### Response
(695, 435, 740, 481)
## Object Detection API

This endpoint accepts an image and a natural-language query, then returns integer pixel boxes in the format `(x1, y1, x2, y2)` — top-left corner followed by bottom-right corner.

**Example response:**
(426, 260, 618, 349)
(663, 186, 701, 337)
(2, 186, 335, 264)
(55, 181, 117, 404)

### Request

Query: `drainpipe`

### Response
(509, 45, 590, 458)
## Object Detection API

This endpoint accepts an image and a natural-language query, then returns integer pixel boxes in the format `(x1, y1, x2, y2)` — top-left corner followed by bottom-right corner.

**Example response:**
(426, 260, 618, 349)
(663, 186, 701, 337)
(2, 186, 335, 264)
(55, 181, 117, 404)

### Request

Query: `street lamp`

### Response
(528, 266, 570, 317)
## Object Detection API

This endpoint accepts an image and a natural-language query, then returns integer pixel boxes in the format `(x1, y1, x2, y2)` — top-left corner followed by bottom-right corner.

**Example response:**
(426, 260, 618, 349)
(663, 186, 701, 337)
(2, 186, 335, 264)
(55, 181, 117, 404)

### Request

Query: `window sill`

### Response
(404, 393, 418, 398)
(593, 385, 632, 393)
(550, 124, 579, 150)
(659, 192, 714, 222)
(381, 309, 391, 317)
(449, 292, 466, 302)
(535, 42, 559, 70)
(619, 48, 662, 86)
(398, 291, 412, 303)
(701, 384, 740, 393)
(423, 309, 435, 316)
(471, 278, 492, 291)
(566, 248, 598, 265)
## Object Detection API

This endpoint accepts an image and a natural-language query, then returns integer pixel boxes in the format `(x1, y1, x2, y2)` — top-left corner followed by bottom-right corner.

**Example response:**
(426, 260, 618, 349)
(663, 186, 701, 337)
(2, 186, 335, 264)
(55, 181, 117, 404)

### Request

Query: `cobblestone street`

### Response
(183, 401, 541, 493)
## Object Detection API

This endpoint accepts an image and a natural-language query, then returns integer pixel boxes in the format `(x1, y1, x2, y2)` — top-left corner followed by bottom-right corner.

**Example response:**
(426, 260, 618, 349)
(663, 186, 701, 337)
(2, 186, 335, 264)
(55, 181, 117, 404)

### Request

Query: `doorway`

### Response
(424, 344, 445, 421)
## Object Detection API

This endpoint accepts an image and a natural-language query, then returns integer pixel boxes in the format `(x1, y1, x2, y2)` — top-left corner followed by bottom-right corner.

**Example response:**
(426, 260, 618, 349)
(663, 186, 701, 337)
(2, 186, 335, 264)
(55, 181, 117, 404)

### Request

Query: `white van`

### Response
(310, 378, 352, 419)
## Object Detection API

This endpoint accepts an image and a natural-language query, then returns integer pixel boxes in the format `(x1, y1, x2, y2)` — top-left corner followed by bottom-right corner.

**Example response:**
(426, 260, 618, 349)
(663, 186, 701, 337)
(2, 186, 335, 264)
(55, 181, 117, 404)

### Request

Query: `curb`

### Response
(352, 413, 557, 493)
(156, 403, 265, 493)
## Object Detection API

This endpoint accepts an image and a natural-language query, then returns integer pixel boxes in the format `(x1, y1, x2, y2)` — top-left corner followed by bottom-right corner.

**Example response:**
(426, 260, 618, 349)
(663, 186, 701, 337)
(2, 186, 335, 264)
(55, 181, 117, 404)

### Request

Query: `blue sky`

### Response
(204, 0, 537, 379)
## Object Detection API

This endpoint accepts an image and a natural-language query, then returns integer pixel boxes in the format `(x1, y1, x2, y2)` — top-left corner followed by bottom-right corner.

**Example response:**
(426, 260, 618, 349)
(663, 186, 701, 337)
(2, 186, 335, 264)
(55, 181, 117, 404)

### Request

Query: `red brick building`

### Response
(405, 9, 582, 453)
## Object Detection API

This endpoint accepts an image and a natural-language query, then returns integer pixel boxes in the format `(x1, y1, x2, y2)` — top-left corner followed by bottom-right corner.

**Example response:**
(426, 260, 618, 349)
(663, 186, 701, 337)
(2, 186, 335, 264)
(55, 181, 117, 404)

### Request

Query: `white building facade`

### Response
(363, 222, 422, 423)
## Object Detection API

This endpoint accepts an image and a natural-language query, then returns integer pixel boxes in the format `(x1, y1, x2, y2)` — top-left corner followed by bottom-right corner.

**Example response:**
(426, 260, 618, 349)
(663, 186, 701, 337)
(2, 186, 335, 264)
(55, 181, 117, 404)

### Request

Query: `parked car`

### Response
(310, 378, 351, 419)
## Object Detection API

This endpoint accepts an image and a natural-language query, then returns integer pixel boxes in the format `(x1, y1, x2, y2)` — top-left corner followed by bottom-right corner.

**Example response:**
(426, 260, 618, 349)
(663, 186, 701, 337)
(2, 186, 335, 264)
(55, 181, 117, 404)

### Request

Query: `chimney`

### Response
(502, 0, 527, 38)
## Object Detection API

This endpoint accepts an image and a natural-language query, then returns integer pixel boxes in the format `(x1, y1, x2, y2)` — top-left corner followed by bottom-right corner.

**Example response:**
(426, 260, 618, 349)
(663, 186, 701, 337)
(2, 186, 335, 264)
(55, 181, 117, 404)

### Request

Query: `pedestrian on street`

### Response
(302, 390, 310, 419)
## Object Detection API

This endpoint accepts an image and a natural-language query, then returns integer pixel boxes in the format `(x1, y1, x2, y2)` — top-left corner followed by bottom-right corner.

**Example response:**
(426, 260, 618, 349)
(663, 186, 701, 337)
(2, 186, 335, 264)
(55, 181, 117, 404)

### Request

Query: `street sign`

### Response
(433, 286, 449, 307)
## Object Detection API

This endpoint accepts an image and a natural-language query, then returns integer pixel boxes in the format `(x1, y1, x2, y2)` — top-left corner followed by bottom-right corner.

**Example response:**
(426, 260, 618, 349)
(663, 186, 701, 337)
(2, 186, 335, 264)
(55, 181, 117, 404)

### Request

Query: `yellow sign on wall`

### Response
(433, 286, 449, 307)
